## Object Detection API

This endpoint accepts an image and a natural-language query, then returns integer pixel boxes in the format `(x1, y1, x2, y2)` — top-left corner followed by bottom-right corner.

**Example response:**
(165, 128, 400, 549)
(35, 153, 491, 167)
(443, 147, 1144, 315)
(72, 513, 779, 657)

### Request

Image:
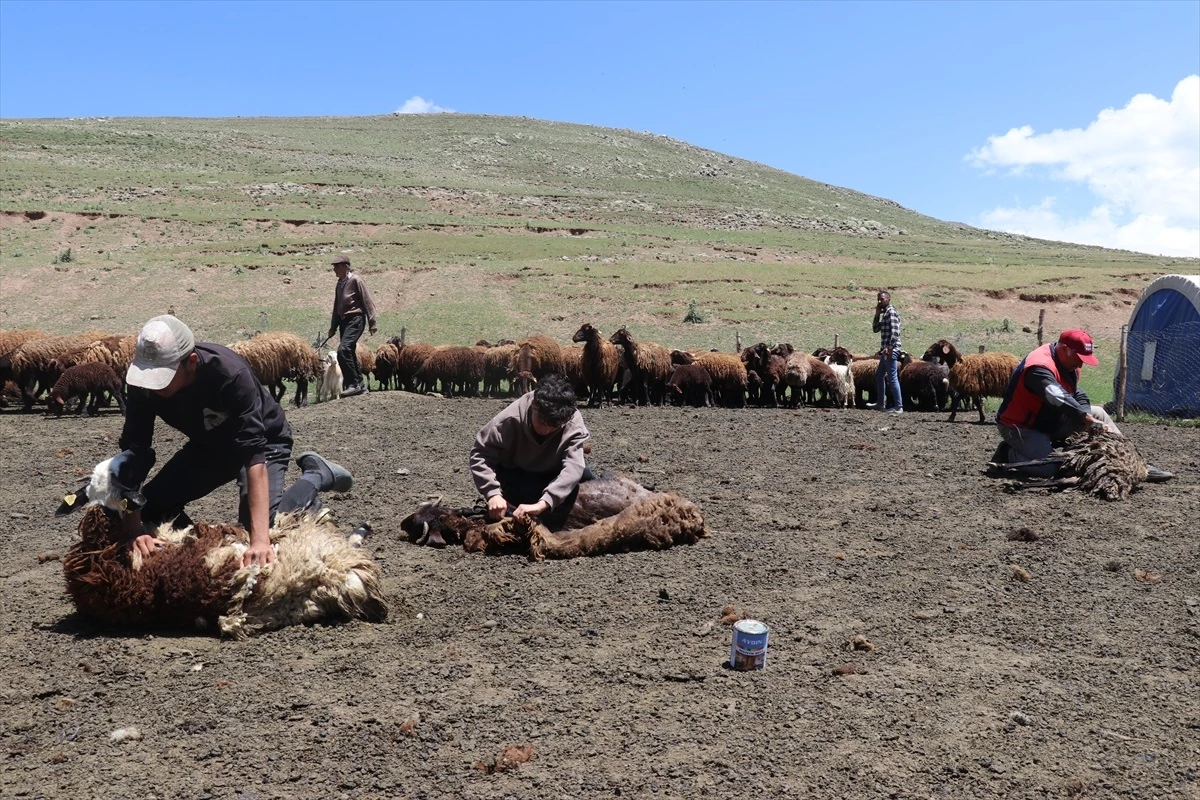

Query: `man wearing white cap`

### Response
(117, 315, 355, 566)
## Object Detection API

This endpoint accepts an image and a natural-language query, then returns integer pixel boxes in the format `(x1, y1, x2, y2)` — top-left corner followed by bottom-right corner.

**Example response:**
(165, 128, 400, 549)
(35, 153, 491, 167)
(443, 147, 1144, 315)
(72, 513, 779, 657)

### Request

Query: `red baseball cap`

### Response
(1058, 329, 1099, 366)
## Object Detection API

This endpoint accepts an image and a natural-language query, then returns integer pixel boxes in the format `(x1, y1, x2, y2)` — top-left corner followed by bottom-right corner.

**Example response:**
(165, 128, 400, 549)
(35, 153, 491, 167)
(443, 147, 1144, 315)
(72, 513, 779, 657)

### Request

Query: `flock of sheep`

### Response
(0, 322, 1021, 423)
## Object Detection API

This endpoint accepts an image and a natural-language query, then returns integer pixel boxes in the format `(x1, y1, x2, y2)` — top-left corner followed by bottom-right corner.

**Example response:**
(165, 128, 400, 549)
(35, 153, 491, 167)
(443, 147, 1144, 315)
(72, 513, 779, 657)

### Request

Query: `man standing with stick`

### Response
(327, 255, 377, 397)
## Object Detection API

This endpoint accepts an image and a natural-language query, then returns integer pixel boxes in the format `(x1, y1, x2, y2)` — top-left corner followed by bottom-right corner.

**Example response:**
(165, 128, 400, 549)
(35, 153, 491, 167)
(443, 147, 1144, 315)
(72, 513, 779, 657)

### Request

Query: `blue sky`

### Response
(2, 0, 1197, 256)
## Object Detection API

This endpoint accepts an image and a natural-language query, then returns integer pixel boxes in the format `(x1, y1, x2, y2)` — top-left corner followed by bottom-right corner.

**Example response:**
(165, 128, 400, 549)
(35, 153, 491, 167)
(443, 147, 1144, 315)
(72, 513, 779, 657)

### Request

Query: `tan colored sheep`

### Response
(693, 351, 747, 408)
(228, 331, 323, 407)
(482, 342, 519, 397)
(850, 358, 880, 408)
(922, 339, 1020, 422)
(9, 332, 106, 410)
(373, 342, 400, 390)
(609, 326, 672, 405)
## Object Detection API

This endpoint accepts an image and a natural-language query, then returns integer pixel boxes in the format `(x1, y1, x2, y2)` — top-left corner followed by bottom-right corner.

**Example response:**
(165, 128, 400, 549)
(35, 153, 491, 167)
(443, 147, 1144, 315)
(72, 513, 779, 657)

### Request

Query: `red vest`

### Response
(998, 343, 1078, 429)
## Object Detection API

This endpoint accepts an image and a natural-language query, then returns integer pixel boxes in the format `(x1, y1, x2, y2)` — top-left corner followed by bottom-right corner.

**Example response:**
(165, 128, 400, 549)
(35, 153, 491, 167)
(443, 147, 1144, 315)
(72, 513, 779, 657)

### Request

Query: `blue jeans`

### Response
(875, 353, 902, 410)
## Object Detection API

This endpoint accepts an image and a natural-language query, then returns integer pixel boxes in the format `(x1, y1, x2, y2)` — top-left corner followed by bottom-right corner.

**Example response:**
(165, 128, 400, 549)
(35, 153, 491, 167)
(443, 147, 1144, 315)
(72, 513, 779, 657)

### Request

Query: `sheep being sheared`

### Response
(399, 473, 706, 561)
(58, 458, 388, 638)
(993, 431, 1149, 501)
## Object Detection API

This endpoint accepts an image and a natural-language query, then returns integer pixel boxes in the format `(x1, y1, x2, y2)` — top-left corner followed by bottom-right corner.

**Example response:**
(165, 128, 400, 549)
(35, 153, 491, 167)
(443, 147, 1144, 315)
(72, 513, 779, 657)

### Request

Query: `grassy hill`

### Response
(2, 114, 1195, 401)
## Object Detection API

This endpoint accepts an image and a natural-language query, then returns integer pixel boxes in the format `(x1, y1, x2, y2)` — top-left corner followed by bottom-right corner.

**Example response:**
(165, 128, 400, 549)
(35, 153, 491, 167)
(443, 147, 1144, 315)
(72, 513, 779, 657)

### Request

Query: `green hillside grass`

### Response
(2, 114, 1195, 404)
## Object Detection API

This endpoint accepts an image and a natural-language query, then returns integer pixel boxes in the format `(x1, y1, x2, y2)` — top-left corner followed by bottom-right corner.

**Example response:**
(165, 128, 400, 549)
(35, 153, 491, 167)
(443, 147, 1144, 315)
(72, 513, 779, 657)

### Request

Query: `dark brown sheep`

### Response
(390, 340, 435, 392)
(898, 352, 951, 411)
(666, 363, 714, 407)
(415, 345, 485, 396)
(48, 361, 126, 417)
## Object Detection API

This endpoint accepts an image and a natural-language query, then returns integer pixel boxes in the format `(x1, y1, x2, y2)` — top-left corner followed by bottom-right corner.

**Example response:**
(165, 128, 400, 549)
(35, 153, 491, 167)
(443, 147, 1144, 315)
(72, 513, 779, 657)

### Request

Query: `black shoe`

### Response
(341, 384, 366, 397)
(295, 451, 354, 492)
(989, 442, 1012, 465)
(1145, 464, 1174, 483)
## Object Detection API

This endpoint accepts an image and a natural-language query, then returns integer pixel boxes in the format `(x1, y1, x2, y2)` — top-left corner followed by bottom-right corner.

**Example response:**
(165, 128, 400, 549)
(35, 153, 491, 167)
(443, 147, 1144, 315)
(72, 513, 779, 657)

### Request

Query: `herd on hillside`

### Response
(0, 323, 1020, 423)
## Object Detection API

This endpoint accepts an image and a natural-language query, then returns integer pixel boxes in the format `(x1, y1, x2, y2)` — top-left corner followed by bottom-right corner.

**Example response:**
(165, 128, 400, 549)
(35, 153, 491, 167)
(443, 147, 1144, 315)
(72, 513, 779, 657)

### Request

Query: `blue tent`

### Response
(1117, 274, 1200, 418)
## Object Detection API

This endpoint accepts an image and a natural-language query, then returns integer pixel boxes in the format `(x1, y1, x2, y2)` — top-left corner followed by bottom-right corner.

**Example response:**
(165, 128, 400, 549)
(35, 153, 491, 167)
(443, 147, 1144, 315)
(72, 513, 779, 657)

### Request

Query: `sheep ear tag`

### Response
(119, 489, 147, 512)
(56, 485, 91, 517)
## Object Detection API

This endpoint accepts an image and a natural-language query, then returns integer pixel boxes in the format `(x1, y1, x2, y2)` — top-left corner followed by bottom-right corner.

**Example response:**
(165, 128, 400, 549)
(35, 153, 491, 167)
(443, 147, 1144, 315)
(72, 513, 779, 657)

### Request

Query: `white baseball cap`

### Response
(126, 315, 195, 390)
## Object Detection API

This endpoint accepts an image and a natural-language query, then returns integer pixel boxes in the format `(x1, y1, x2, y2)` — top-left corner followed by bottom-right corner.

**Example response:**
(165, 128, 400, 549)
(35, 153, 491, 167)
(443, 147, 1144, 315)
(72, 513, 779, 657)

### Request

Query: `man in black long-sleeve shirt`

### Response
(118, 315, 353, 566)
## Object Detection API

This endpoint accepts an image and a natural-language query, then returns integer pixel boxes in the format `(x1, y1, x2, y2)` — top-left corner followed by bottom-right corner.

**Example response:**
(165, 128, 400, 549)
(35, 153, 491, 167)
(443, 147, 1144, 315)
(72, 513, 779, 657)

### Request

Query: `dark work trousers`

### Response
(140, 438, 321, 530)
(495, 465, 594, 530)
(337, 314, 366, 390)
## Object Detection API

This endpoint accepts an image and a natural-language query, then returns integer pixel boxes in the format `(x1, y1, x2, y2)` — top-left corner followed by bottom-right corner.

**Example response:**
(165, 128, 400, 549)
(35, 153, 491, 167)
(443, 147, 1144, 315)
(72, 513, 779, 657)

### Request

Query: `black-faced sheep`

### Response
(228, 332, 323, 407)
(414, 345, 485, 396)
(609, 326, 672, 406)
(666, 363, 714, 407)
(48, 361, 126, 417)
(399, 473, 706, 560)
(571, 324, 620, 407)
(898, 352, 951, 411)
(9, 332, 105, 411)
(922, 339, 1020, 423)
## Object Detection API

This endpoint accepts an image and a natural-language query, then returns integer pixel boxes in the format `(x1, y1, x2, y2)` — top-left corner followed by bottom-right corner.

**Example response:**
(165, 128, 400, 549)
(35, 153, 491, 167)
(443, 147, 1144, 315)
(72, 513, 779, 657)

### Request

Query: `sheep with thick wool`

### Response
(400, 473, 706, 560)
(850, 358, 879, 408)
(509, 335, 564, 395)
(609, 327, 672, 406)
(572, 324, 621, 407)
(482, 341, 519, 397)
(73, 334, 137, 376)
(48, 361, 126, 417)
(415, 345, 485, 396)
(898, 353, 951, 411)
(922, 339, 1020, 422)
(694, 352, 747, 408)
(390, 339, 435, 392)
(228, 332, 323, 407)
(372, 342, 400, 390)
(59, 459, 387, 638)
(9, 332, 105, 411)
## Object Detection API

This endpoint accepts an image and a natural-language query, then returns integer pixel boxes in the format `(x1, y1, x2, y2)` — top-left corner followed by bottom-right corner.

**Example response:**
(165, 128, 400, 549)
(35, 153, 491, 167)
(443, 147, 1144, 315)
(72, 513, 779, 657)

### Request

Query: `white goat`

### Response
(317, 350, 342, 402)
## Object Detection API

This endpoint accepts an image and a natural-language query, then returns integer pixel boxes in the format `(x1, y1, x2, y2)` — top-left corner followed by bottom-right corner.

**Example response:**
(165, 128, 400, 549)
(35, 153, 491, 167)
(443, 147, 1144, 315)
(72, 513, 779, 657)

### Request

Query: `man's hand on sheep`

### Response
(487, 494, 508, 521)
(513, 500, 549, 522)
(129, 534, 161, 557)
(242, 539, 276, 567)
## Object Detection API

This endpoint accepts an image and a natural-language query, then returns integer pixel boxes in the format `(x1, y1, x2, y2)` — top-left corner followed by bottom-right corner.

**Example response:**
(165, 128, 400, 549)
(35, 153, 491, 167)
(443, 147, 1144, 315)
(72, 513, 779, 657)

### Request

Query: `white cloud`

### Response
(969, 75, 1200, 257)
(394, 96, 454, 115)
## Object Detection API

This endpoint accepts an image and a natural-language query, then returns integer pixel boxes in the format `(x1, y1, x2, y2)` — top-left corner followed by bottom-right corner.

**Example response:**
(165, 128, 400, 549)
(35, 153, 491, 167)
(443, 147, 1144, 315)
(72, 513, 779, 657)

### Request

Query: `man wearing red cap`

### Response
(994, 329, 1120, 476)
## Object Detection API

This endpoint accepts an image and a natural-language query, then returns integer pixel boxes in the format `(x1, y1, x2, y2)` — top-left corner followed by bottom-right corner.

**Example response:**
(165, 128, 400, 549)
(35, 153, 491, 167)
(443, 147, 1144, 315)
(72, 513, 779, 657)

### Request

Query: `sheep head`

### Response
(56, 450, 155, 518)
(399, 500, 477, 549)
(608, 327, 633, 348)
(571, 323, 599, 344)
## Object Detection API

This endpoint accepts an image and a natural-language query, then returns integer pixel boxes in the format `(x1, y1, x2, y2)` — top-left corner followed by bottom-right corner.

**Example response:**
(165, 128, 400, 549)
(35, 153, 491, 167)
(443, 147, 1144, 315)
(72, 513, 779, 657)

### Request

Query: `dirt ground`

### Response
(1, 393, 1197, 800)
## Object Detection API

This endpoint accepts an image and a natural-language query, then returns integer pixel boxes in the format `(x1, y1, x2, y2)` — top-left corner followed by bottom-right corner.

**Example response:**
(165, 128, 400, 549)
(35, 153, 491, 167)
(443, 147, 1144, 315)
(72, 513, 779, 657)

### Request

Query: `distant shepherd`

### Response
(327, 255, 377, 397)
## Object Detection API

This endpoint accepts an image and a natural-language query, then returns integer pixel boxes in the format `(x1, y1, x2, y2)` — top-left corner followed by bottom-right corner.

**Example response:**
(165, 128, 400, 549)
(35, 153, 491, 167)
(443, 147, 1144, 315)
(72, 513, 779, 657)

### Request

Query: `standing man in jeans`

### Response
(327, 255, 378, 397)
(872, 290, 904, 413)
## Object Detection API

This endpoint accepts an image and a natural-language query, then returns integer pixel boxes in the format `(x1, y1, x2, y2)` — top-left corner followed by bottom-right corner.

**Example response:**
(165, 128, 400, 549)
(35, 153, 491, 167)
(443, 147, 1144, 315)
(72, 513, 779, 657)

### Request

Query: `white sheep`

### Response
(317, 351, 342, 402)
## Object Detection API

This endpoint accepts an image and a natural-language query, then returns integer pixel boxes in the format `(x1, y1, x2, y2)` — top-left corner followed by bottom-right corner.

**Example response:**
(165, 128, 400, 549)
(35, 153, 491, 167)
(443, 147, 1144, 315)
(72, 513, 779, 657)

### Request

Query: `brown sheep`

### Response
(390, 339, 435, 392)
(922, 340, 1020, 422)
(609, 326, 672, 406)
(694, 352, 747, 408)
(9, 332, 105, 411)
(850, 359, 880, 408)
(414, 345, 485, 396)
(511, 335, 564, 395)
(228, 332, 323, 407)
(740, 343, 787, 407)
(62, 504, 387, 638)
(373, 342, 400, 390)
(48, 362, 126, 417)
(73, 334, 137, 376)
(777, 347, 810, 407)
(804, 356, 845, 407)
(898, 352, 951, 411)
(355, 341, 376, 380)
(666, 363, 714, 407)
(0, 329, 47, 365)
(482, 342, 519, 397)
(571, 324, 620, 407)
(559, 343, 588, 397)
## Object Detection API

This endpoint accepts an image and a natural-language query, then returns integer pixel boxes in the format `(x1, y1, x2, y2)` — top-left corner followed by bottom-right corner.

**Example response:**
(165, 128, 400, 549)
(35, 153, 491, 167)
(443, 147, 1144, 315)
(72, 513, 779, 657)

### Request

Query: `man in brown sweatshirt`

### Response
(469, 374, 592, 529)
(326, 255, 377, 397)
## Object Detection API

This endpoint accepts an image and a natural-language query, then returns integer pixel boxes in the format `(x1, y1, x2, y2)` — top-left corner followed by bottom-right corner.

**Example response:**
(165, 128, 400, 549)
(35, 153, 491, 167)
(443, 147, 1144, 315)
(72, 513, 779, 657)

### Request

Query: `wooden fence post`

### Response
(978, 345, 986, 354)
(1037, 309, 1045, 345)
(834, 333, 839, 349)
(735, 331, 741, 353)
(400, 326, 407, 347)
(1116, 323, 1128, 422)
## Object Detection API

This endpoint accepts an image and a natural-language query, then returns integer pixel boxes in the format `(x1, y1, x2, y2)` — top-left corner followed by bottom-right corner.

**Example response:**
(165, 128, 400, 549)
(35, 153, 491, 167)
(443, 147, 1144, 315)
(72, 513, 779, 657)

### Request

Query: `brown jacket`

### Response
(329, 272, 377, 332)
(469, 391, 589, 509)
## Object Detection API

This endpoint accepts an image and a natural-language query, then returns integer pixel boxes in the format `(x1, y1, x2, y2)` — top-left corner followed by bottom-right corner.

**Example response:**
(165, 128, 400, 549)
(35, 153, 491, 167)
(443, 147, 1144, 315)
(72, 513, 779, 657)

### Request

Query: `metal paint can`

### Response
(730, 619, 769, 671)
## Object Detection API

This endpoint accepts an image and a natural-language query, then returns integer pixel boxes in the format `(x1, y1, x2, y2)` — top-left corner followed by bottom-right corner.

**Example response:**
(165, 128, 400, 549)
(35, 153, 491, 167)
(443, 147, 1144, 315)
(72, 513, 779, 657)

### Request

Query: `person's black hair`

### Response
(533, 374, 577, 427)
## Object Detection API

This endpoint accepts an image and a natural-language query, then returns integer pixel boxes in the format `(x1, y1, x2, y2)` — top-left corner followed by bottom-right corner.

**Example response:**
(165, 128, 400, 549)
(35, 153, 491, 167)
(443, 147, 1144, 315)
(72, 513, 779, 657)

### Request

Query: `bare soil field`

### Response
(1, 393, 1198, 799)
